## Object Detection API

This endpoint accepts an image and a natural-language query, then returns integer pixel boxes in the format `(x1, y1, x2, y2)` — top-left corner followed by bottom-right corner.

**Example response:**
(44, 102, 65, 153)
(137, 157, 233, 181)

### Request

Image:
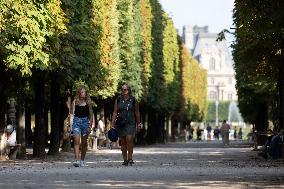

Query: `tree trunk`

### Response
(61, 86, 72, 152)
(279, 57, 284, 131)
(0, 95, 6, 132)
(33, 75, 46, 158)
(255, 103, 268, 132)
(25, 101, 32, 148)
(48, 74, 60, 155)
(138, 105, 146, 144)
(44, 106, 49, 147)
(171, 116, 178, 142)
(0, 63, 9, 132)
(146, 107, 157, 144)
(7, 98, 17, 126)
(16, 78, 26, 159)
(255, 103, 268, 146)
(158, 114, 165, 143)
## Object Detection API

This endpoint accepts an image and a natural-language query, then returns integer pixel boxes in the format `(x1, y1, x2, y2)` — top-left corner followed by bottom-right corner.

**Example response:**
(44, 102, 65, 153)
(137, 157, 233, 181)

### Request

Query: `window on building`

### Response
(228, 93, 233, 100)
(209, 58, 216, 70)
(211, 77, 215, 84)
(209, 91, 217, 100)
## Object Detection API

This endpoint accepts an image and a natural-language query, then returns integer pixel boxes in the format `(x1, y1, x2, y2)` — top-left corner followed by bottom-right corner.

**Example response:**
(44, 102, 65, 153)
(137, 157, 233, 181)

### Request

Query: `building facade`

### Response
(182, 25, 237, 101)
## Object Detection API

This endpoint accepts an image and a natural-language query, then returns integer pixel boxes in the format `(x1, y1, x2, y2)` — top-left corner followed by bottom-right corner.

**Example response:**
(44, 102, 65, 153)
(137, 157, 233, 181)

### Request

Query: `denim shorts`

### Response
(72, 117, 89, 136)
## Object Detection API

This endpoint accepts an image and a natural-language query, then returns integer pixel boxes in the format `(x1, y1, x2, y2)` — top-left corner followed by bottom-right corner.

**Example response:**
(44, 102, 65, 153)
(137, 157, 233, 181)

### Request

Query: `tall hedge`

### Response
(117, 0, 143, 99)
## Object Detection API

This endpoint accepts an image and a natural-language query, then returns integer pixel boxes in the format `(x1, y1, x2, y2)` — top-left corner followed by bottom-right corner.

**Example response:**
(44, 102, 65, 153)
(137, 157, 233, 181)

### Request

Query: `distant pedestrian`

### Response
(184, 126, 189, 143)
(220, 120, 230, 145)
(206, 124, 212, 140)
(111, 83, 142, 166)
(234, 126, 237, 140)
(70, 86, 93, 167)
(213, 127, 220, 140)
(203, 127, 208, 141)
(196, 126, 202, 141)
(238, 128, 243, 140)
(189, 127, 194, 141)
(173, 127, 178, 141)
(97, 114, 106, 149)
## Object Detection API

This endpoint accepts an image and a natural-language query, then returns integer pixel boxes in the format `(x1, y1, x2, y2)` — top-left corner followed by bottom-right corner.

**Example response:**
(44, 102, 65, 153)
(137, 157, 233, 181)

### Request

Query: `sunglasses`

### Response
(122, 88, 128, 91)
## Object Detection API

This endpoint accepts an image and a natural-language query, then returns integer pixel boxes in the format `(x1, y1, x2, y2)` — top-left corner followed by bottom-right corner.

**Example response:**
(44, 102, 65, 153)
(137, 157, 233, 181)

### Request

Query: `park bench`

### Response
(69, 131, 98, 151)
(88, 132, 98, 151)
(6, 144, 21, 160)
(251, 130, 275, 150)
(252, 130, 284, 158)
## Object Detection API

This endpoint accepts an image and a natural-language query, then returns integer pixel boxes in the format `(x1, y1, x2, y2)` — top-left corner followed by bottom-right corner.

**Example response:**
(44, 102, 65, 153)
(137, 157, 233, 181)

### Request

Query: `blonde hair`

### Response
(74, 85, 92, 105)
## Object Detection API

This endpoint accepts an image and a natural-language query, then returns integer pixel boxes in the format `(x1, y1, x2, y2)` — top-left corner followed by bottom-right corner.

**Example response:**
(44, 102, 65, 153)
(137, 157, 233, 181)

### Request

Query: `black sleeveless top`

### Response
(74, 105, 89, 118)
(117, 95, 135, 125)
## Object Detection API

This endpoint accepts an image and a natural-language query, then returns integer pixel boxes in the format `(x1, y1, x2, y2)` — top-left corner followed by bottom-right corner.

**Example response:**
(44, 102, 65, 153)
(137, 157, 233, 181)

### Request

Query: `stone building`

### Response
(182, 25, 237, 101)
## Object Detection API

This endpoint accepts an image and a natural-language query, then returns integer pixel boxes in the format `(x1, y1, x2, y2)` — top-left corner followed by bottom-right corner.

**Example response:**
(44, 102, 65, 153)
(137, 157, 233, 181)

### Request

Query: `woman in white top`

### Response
(0, 124, 17, 159)
(97, 114, 106, 148)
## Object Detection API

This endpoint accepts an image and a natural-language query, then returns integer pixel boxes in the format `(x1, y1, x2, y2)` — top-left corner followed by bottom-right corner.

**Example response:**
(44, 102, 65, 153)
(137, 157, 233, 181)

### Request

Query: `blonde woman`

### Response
(70, 86, 93, 167)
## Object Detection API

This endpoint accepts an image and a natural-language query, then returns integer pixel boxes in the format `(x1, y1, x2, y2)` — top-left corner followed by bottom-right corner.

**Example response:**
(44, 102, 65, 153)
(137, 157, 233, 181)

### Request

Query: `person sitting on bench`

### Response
(258, 129, 284, 159)
(2, 124, 18, 159)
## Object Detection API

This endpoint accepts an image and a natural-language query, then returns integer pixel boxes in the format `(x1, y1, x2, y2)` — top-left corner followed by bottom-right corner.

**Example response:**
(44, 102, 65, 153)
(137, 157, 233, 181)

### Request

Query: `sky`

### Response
(159, 0, 235, 34)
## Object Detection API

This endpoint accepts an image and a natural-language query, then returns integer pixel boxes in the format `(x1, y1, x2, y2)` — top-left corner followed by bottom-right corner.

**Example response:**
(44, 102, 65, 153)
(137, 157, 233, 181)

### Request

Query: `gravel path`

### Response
(0, 141, 283, 188)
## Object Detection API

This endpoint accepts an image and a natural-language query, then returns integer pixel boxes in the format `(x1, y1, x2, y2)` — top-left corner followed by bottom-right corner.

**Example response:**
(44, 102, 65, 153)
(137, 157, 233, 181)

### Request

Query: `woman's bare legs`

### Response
(73, 135, 80, 160)
(81, 135, 88, 160)
(120, 137, 127, 161)
(126, 135, 134, 160)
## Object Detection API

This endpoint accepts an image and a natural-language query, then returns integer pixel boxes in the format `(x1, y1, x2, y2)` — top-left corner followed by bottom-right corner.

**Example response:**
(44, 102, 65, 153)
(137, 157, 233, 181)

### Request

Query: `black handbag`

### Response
(115, 113, 127, 127)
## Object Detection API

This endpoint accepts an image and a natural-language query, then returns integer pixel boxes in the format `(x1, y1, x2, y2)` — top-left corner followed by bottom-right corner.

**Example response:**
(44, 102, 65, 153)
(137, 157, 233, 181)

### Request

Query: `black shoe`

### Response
(122, 160, 128, 166)
(128, 159, 134, 166)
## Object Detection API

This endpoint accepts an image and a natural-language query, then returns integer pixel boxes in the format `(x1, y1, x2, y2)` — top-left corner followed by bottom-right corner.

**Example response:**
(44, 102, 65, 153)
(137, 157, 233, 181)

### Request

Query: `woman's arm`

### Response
(69, 100, 75, 128)
(111, 99, 118, 127)
(89, 105, 94, 128)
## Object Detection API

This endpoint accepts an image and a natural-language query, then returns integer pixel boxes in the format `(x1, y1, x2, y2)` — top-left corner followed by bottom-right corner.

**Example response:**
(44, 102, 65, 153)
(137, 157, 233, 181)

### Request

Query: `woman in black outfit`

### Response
(112, 83, 142, 166)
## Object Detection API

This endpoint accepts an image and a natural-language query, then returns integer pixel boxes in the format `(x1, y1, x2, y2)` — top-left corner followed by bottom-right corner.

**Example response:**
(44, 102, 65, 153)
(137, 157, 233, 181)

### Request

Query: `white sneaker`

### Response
(80, 160, 88, 167)
(73, 160, 80, 167)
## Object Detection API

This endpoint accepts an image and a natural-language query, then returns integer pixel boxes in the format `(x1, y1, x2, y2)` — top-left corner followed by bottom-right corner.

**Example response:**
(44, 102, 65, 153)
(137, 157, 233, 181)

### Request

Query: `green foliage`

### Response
(147, 0, 207, 119)
(0, 0, 67, 76)
(60, 0, 100, 83)
(88, 0, 121, 99)
(161, 14, 180, 113)
(140, 0, 153, 101)
(233, 0, 283, 126)
(148, 0, 181, 114)
(116, 0, 143, 100)
(0, 0, 208, 122)
(206, 101, 230, 122)
(148, 0, 164, 110)
(179, 39, 207, 121)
